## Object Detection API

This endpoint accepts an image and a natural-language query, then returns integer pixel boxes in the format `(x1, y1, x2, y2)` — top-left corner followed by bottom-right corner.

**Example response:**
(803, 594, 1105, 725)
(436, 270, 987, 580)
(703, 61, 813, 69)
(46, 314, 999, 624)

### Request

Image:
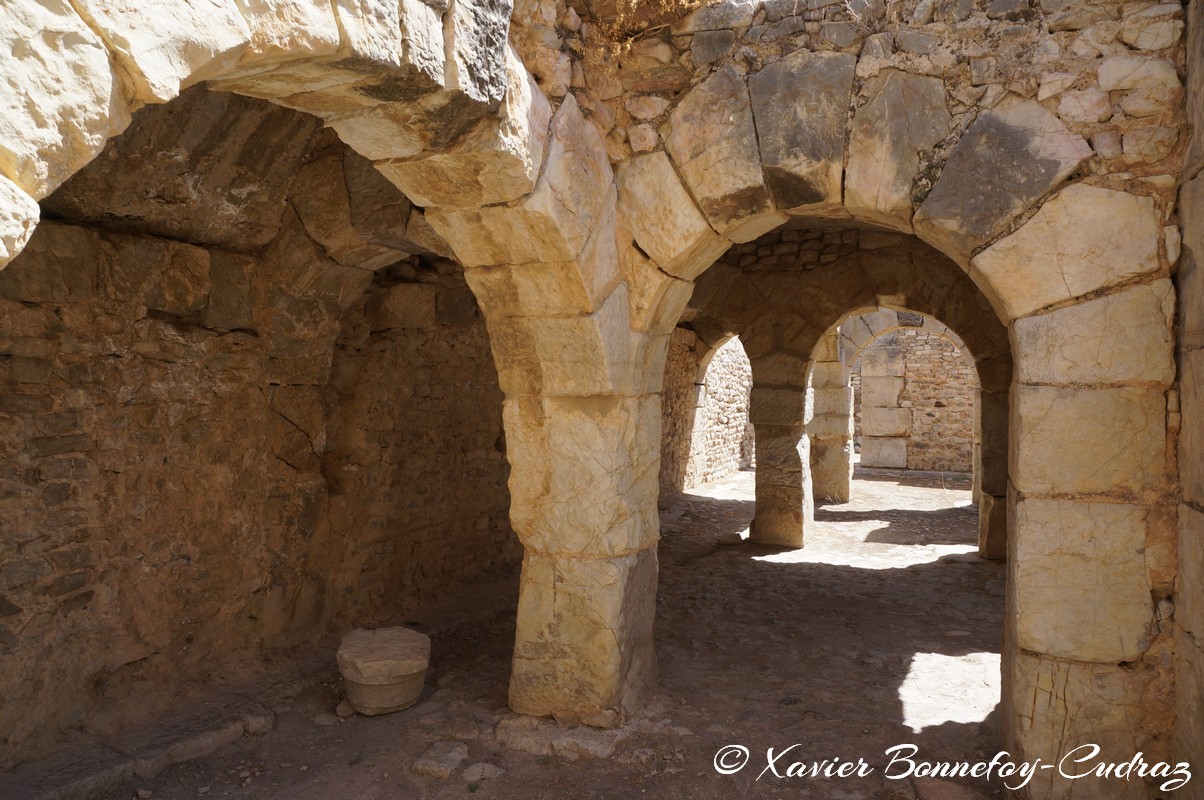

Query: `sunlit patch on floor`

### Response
(898, 652, 1001, 733)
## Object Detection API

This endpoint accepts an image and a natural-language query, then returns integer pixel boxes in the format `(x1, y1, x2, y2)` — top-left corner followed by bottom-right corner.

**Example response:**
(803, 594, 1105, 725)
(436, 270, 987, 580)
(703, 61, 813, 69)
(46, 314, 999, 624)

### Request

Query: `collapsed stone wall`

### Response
(852, 326, 977, 472)
(0, 87, 516, 766)
(1175, 0, 1204, 779)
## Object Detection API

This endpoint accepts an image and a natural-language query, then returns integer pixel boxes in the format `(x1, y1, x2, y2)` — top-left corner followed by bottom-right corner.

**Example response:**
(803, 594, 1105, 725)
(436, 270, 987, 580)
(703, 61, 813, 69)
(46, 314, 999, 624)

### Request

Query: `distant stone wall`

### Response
(853, 327, 977, 472)
(685, 338, 753, 488)
(660, 333, 753, 494)
(0, 88, 517, 767)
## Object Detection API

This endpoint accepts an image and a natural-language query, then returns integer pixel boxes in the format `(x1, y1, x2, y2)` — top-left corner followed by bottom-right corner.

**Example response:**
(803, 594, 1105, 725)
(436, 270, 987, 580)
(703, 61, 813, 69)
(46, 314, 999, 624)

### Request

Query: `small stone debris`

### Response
(336, 699, 356, 718)
(136, 790, 153, 800)
(716, 531, 744, 545)
(313, 713, 338, 726)
(462, 762, 505, 782)
(412, 741, 469, 780)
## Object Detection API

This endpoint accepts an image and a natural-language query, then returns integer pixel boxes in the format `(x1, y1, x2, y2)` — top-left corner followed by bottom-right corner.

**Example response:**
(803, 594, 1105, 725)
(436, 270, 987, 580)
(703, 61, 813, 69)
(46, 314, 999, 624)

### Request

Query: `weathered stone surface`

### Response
(913, 99, 1090, 261)
(1012, 385, 1166, 495)
(427, 95, 610, 268)
(510, 547, 657, 724)
(616, 152, 729, 281)
(412, 741, 468, 779)
(1057, 89, 1112, 123)
(291, 154, 407, 269)
(970, 185, 1161, 321)
(846, 71, 950, 231)
(0, 175, 38, 270)
(1013, 498, 1153, 661)
(1008, 652, 1154, 800)
(505, 394, 659, 554)
(443, 0, 512, 106)
(376, 49, 551, 209)
(671, 0, 756, 33)
(366, 284, 439, 330)
(748, 50, 856, 213)
(1123, 126, 1179, 163)
(862, 407, 909, 437)
(1183, 349, 1204, 507)
(0, 0, 132, 198)
(861, 375, 903, 407)
(1120, 4, 1184, 50)
(620, 242, 696, 336)
(860, 436, 907, 468)
(337, 627, 430, 683)
(977, 493, 1006, 560)
(665, 66, 784, 242)
(1097, 55, 1181, 93)
(43, 85, 320, 251)
(233, 0, 340, 62)
(71, 0, 252, 104)
(1013, 280, 1175, 386)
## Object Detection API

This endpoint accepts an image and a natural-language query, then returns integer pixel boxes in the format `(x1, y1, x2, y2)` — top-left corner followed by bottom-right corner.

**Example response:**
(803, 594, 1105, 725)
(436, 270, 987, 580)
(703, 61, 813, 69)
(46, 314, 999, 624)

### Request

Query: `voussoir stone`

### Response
(970, 184, 1161, 321)
(913, 99, 1090, 262)
(377, 48, 551, 209)
(0, 0, 133, 199)
(0, 175, 38, 270)
(616, 152, 730, 281)
(748, 50, 856, 214)
(70, 0, 252, 104)
(666, 65, 784, 243)
(846, 71, 950, 232)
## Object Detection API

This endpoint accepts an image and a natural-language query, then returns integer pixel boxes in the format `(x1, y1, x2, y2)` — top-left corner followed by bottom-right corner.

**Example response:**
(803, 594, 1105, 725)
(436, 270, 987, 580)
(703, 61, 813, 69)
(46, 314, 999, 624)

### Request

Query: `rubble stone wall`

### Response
(852, 326, 977, 473)
(1175, 0, 1204, 780)
(0, 89, 516, 766)
(660, 333, 753, 493)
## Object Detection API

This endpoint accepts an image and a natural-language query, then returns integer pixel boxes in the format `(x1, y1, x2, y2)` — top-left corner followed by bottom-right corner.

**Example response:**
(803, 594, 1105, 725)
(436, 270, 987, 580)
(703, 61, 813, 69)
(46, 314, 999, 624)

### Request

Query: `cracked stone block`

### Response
(914, 99, 1090, 261)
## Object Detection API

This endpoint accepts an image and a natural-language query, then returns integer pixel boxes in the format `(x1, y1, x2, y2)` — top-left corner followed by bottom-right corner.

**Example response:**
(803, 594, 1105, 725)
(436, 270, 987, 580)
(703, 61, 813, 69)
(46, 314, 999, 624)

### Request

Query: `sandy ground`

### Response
(107, 467, 1006, 800)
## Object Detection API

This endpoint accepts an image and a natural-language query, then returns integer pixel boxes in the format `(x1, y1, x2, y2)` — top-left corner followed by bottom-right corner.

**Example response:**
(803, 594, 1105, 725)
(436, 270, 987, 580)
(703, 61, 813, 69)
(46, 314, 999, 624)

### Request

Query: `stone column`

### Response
(859, 341, 908, 467)
(807, 332, 853, 503)
(748, 355, 810, 547)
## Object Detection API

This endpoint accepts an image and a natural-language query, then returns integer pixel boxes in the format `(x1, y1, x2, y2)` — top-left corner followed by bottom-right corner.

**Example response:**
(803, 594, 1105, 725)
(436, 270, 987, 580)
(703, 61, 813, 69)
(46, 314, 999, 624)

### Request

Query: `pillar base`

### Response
(509, 547, 658, 726)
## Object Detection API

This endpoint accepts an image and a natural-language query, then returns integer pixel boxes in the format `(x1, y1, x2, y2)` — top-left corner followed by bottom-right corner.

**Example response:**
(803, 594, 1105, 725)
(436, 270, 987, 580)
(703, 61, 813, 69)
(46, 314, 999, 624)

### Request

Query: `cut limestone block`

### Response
(337, 627, 430, 715)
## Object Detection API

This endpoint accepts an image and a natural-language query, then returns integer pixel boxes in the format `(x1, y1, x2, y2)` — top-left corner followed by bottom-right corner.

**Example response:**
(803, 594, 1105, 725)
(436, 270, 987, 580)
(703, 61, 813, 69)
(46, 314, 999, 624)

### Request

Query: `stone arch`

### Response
(806, 306, 1003, 559)
(0, 3, 1183, 788)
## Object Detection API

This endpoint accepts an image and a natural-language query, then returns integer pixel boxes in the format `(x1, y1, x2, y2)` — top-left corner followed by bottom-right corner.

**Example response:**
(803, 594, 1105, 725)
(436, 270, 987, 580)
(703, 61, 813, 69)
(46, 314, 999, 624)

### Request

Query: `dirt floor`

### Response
(104, 467, 1006, 800)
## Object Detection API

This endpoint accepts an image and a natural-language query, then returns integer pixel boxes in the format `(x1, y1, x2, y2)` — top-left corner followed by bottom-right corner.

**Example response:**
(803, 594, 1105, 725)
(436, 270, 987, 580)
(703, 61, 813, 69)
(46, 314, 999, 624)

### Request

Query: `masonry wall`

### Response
(0, 88, 516, 767)
(1176, 0, 1204, 781)
(660, 332, 753, 494)
(853, 328, 977, 472)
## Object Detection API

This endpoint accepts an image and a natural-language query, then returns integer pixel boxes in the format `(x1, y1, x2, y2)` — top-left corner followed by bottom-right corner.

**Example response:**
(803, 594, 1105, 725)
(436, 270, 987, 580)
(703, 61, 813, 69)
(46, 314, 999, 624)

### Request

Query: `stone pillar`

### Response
(976, 362, 1010, 560)
(748, 356, 810, 547)
(504, 393, 661, 726)
(859, 342, 908, 467)
(971, 186, 1175, 797)
(807, 332, 853, 503)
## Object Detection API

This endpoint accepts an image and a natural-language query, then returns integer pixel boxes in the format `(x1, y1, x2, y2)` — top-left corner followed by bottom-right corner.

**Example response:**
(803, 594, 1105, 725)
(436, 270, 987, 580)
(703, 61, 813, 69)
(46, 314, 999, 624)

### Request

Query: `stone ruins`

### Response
(0, 0, 1200, 797)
